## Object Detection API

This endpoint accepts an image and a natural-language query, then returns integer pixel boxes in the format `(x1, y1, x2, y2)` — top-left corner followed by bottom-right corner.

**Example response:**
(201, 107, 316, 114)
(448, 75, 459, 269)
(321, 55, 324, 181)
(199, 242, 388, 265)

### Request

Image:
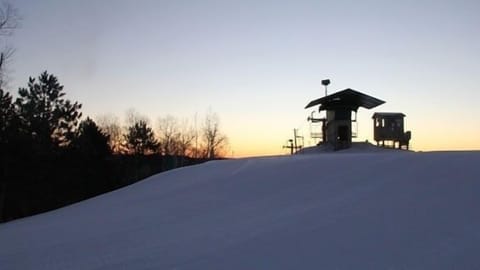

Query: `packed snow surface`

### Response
(1, 148, 480, 269)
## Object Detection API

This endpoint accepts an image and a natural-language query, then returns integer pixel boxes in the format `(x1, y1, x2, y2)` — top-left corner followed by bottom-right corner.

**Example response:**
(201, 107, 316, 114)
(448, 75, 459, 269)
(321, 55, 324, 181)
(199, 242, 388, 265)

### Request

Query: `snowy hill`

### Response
(1, 149, 480, 269)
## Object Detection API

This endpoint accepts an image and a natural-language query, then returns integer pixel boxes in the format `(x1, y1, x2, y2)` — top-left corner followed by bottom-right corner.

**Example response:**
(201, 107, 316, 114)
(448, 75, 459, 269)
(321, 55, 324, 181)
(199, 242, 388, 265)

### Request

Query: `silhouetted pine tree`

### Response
(2, 72, 83, 221)
(0, 89, 17, 220)
(73, 117, 111, 159)
(15, 71, 82, 152)
(125, 120, 159, 155)
(67, 117, 113, 200)
(0, 89, 15, 144)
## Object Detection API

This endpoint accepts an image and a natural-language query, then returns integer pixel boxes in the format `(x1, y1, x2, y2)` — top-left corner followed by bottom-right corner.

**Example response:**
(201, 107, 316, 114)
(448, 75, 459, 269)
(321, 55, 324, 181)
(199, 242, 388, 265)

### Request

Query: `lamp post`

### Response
(321, 79, 330, 96)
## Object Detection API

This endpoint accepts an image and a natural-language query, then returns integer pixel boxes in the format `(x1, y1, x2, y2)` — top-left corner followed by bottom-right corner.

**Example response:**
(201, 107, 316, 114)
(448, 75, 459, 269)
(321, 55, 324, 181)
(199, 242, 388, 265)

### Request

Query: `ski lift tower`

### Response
(305, 88, 385, 150)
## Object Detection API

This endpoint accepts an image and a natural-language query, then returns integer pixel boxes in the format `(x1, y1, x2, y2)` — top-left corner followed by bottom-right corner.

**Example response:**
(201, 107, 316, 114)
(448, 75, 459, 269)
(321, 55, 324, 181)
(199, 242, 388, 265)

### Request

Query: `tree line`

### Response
(0, 71, 228, 223)
(97, 109, 227, 159)
(0, 3, 229, 222)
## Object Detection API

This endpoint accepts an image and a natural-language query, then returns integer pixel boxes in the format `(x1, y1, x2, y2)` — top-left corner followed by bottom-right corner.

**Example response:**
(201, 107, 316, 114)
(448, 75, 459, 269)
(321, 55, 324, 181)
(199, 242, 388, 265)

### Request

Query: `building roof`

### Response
(305, 88, 385, 111)
(372, 112, 406, 118)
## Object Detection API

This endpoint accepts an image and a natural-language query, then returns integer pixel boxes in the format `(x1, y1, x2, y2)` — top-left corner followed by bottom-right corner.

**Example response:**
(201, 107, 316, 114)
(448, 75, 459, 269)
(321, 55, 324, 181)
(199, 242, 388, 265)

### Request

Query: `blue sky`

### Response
(8, 0, 480, 156)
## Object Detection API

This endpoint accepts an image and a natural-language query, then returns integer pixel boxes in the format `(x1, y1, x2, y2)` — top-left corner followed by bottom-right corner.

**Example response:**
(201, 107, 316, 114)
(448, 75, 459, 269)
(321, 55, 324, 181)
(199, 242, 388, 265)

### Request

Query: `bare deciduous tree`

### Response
(0, 2, 18, 36)
(96, 114, 125, 154)
(176, 118, 196, 156)
(0, 2, 20, 89)
(125, 108, 147, 127)
(157, 115, 197, 156)
(157, 115, 179, 156)
(202, 111, 228, 159)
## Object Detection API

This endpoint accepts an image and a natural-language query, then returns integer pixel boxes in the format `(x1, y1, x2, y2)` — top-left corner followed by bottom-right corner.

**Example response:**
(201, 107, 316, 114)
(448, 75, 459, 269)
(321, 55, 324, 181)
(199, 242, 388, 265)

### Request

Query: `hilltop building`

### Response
(305, 88, 411, 150)
(372, 112, 411, 149)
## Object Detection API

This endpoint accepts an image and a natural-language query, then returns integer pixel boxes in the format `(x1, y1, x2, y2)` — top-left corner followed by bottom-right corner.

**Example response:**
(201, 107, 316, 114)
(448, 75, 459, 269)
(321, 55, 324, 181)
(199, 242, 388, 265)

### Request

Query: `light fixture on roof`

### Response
(321, 79, 330, 96)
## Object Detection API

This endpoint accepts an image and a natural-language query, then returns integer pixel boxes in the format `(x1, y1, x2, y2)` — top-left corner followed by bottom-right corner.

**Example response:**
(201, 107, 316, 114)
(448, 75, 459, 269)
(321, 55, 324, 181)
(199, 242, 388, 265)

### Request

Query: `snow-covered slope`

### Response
(1, 150, 480, 269)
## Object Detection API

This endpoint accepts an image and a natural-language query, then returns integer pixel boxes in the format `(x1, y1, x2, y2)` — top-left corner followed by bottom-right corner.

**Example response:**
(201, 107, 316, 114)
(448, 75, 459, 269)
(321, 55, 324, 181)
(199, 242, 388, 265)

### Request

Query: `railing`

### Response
(309, 120, 358, 140)
(351, 120, 358, 138)
(310, 122, 323, 139)
(311, 132, 323, 139)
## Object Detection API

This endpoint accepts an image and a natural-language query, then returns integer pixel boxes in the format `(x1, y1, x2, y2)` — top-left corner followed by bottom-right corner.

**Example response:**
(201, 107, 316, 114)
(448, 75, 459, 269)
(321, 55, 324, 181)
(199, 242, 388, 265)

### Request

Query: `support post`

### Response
(293, 129, 298, 152)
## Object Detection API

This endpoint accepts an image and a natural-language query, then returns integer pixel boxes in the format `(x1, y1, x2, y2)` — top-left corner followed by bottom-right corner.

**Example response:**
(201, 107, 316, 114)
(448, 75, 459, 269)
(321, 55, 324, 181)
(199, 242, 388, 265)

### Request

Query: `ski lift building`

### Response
(305, 88, 385, 150)
(372, 112, 411, 149)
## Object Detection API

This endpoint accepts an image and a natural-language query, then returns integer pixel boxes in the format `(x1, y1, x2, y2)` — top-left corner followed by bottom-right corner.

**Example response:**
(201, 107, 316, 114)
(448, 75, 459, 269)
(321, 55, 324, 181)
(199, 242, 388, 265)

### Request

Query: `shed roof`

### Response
(372, 112, 406, 118)
(305, 88, 385, 111)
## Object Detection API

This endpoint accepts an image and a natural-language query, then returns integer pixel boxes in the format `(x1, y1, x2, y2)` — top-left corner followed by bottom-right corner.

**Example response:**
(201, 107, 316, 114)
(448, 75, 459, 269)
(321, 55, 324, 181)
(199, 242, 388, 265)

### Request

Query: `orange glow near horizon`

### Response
(227, 120, 480, 158)
(229, 137, 480, 158)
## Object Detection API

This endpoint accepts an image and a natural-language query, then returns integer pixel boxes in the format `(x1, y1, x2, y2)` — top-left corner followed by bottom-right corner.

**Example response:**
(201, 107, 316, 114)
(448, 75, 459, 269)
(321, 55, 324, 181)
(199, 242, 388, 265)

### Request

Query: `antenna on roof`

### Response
(321, 79, 330, 96)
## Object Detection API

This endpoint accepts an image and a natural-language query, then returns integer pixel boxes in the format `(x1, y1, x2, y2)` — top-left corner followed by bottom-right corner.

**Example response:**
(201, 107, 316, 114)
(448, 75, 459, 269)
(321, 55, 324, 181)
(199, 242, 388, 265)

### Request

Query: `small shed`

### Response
(372, 112, 411, 149)
(305, 88, 385, 150)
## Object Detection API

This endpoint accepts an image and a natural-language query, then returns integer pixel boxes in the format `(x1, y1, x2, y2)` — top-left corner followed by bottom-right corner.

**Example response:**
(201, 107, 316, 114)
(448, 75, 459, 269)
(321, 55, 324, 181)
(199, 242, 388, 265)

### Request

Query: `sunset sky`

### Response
(9, 0, 480, 157)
